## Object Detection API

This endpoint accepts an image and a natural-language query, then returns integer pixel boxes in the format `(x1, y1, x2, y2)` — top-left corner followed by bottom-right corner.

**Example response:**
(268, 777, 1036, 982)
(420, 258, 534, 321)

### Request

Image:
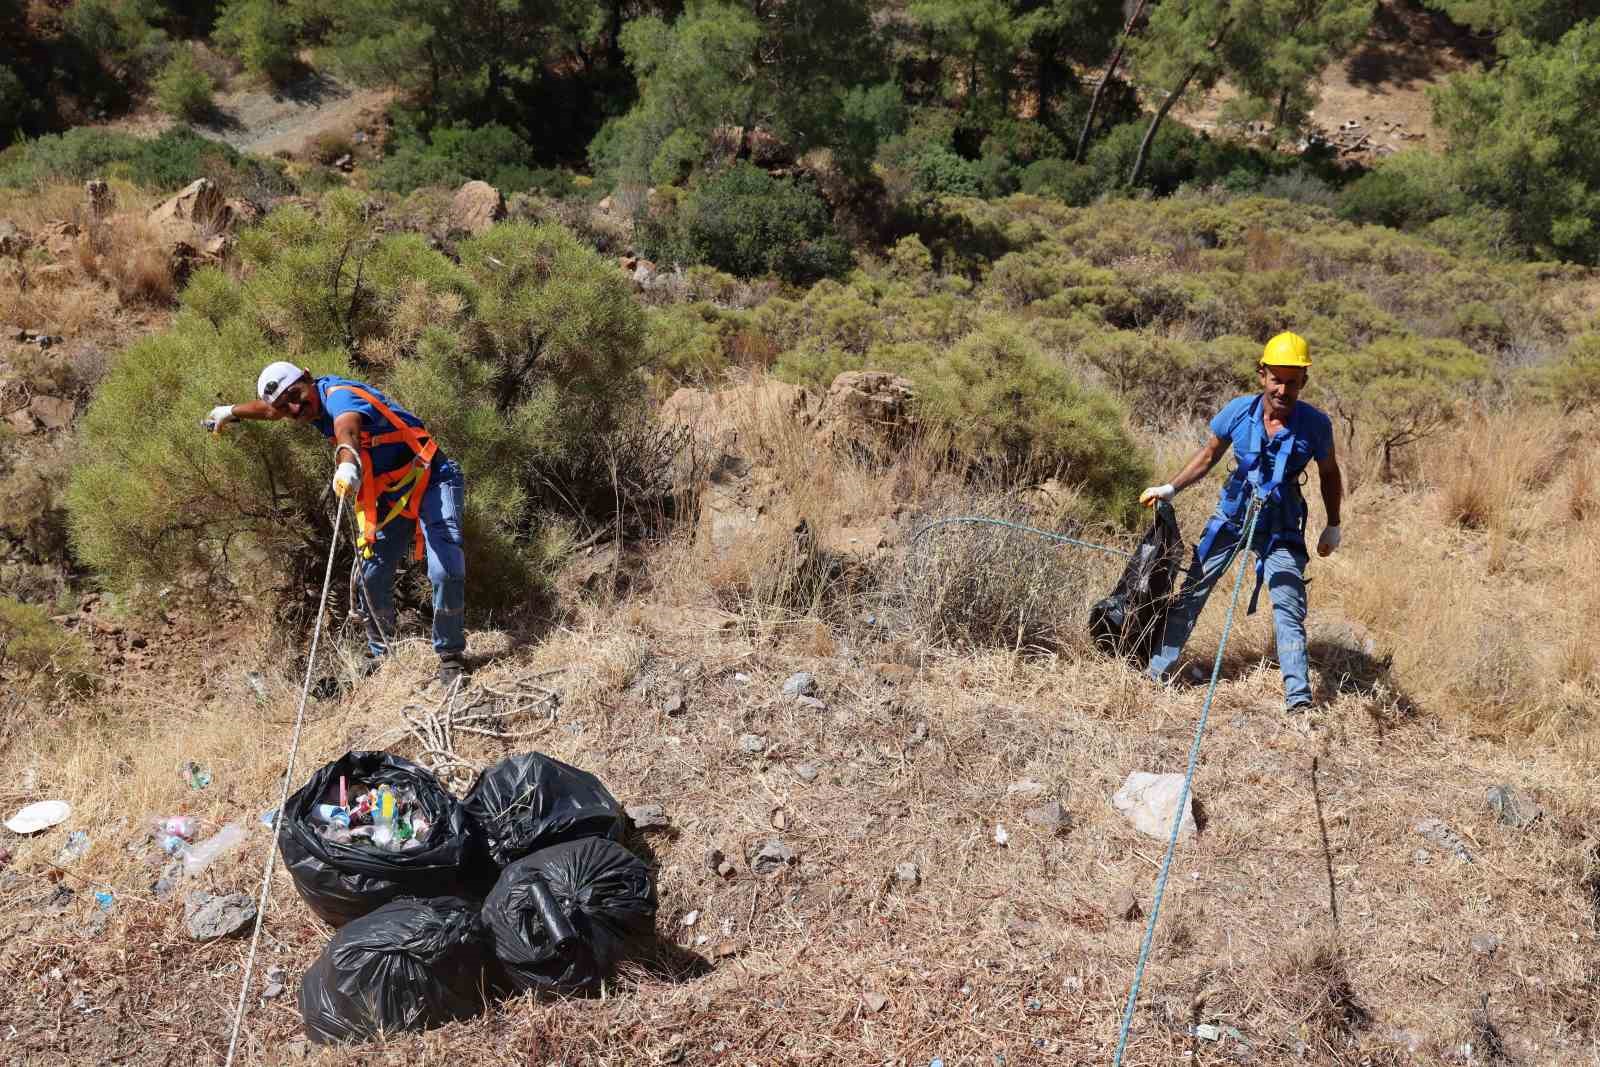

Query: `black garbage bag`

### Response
(1088, 501, 1185, 666)
(481, 837, 657, 993)
(278, 751, 472, 926)
(462, 752, 625, 870)
(299, 895, 490, 1045)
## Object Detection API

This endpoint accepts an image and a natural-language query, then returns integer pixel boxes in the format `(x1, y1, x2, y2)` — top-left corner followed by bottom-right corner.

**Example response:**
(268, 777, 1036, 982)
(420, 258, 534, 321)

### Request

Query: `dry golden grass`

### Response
(2, 379, 1598, 1065)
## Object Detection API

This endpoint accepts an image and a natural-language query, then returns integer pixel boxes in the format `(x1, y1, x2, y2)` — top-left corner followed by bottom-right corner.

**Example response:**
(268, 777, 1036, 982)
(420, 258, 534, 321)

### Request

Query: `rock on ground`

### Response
(150, 178, 228, 231)
(185, 891, 256, 941)
(450, 180, 506, 235)
(751, 839, 796, 875)
(625, 803, 670, 831)
(1112, 772, 1196, 841)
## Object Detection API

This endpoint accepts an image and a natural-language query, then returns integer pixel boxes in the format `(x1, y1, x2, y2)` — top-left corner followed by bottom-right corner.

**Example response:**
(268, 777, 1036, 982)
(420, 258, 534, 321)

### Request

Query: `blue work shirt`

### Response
(313, 375, 431, 479)
(1210, 393, 1333, 491)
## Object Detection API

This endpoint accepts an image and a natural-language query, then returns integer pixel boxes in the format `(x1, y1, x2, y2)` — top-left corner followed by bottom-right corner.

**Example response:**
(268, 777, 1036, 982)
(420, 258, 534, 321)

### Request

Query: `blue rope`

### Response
(907, 516, 1135, 561)
(1109, 497, 1262, 1067)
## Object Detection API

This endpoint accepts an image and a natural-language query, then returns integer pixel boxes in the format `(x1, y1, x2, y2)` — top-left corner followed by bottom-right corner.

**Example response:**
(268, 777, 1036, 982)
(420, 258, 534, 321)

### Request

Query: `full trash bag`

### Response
(1088, 501, 1184, 666)
(481, 837, 657, 993)
(299, 895, 490, 1045)
(279, 751, 472, 926)
(462, 752, 625, 870)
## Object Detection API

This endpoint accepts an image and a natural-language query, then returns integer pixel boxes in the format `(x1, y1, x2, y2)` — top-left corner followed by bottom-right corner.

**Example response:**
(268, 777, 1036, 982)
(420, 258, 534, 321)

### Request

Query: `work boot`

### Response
(436, 656, 467, 691)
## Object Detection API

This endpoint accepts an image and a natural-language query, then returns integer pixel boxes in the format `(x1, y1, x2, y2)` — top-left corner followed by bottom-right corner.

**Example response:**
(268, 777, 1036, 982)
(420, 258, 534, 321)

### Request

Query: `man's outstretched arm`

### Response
(1141, 434, 1229, 506)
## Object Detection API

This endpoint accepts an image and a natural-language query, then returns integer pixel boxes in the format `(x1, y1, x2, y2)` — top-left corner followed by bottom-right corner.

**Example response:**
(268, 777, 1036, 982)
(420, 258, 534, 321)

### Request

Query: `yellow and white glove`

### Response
(332, 461, 361, 500)
(1316, 525, 1341, 557)
(204, 405, 237, 434)
(1139, 484, 1176, 508)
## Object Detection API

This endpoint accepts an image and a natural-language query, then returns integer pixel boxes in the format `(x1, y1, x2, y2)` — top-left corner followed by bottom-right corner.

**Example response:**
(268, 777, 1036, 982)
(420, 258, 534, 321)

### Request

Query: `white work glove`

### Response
(203, 405, 237, 434)
(332, 461, 361, 500)
(1317, 525, 1341, 557)
(1139, 483, 1176, 508)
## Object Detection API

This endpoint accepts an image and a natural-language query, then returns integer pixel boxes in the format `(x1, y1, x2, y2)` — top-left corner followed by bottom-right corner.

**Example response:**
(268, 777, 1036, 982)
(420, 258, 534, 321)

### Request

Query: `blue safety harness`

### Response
(1193, 395, 1310, 615)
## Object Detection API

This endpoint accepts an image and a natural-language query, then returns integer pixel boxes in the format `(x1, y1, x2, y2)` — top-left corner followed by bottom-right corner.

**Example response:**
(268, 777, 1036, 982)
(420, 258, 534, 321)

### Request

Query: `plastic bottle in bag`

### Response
(183, 822, 246, 876)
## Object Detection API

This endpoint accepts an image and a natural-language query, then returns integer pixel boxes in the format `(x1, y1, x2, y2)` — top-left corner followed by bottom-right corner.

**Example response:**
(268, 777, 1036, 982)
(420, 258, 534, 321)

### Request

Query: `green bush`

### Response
(1087, 119, 1208, 195)
(214, 0, 302, 83)
(373, 123, 573, 197)
(67, 194, 649, 619)
(640, 162, 851, 285)
(1337, 150, 1459, 230)
(0, 597, 95, 696)
(154, 48, 214, 120)
(1526, 334, 1600, 410)
(1020, 158, 1100, 205)
(0, 124, 293, 196)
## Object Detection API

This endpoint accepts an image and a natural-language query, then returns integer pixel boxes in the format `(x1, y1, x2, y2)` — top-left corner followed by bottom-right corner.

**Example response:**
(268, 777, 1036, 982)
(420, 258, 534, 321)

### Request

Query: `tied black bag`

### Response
(278, 751, 472, 926)
(299, 896, 490, 1045)
(481, 837, 658, 993)
(1088, 501, 1185, 666)
(462, 752, 625, 872)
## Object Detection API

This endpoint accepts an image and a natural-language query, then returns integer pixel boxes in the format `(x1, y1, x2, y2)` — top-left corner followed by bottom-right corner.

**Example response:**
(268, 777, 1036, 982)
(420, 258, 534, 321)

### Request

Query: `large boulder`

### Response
(816, 370, 916, 449)
(450, 180, 505, 235)
(150, 178, 228, 232)
(0, 220, 28, 257)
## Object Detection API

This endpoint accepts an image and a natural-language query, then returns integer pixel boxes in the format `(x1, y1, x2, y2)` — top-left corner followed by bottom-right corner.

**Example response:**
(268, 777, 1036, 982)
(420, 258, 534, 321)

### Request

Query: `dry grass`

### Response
(3, 378, 1599, 1065)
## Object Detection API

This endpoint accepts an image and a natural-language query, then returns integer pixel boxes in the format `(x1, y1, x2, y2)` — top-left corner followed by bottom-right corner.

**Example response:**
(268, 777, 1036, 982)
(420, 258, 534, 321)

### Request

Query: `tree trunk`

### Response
(1128, 21, 1230, 187)
(1076, 0, 1149, 162)
(1129, 63, 1198, 188)
(1274, 87, 1291, 129)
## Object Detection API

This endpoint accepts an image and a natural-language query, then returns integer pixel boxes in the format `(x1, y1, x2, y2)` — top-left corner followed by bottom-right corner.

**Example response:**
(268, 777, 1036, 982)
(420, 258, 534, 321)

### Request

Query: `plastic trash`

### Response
(183, 822, 246, 876)
(278, 751, 472, 926)
(58, 831, 91, 864)
(5, 800, 71, 835)
(1088, 500, 1185, 666)
(151, 815, 198, 840)
(481, 837, 657, 993)
(94, 890, 114, 911)
(462, 752, 625, 872)
(181, 761, 212, 789)
(299, 896, 489, 1045)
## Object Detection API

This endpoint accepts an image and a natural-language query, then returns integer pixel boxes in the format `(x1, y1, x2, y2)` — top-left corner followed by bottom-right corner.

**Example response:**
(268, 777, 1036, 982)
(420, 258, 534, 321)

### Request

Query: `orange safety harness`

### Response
(326, 384, 437, 561)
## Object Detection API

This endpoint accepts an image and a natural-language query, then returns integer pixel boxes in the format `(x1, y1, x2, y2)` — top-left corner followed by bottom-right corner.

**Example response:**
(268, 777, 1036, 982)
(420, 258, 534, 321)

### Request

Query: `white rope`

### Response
(224, 494, 348, 1067)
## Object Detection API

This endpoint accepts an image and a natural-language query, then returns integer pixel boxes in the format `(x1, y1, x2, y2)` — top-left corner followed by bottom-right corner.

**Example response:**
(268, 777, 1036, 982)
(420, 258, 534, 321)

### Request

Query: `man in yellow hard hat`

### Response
(1137, 331, 1344, 713)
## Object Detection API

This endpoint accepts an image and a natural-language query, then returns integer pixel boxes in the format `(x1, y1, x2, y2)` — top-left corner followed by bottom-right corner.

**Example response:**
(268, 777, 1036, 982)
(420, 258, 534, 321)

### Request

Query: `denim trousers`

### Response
(357, 457, 466, 661)
(1146, 517, 1312, 708)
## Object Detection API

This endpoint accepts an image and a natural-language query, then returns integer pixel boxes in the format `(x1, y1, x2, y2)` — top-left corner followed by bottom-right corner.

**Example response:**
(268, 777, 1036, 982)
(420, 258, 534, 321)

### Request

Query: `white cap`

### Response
(256, 360, 306, 404)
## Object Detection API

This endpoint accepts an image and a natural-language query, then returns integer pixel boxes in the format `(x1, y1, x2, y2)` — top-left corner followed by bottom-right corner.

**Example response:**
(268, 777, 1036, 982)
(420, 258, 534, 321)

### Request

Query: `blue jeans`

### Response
(1146, 517, 1312, 708)
(357, 457, 466, 662)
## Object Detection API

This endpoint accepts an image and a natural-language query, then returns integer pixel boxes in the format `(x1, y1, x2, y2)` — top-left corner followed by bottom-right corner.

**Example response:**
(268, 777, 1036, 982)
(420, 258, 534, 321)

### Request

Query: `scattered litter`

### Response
(245, 672, 268, 702)
(464, 752, 624, 869)
(152, 859, 182, 899)
(1414, 817, 1473, 863)
(259, 807, 280, 830)
(863, 991, 888, 1013)
(182, 822, 245, 876)
(682, 909, 700, 927)
(181, 761, 212, 790)
(45, 885, 74, 913)
(308, 783, 433, 853)
(894, 862, 920, 888)
(751, 839, 797, 875)
(732, 672, 752, 685)
(483, 838, 657, 992)
(1486, 784, 1541, 829)
(737, 733, 767, 754)
(93, 890, 114, 912)
(994, 823, 1009, 847)
(262, 965, 287, 1000)
(301, 897, 489, 1044)
(5, 799, 71, 835)
(793, 762, 820, 783)
(1193, 1023, 1221, 1041)
(781, 672, 817, 698)
(1089, 501, 1184, 664)
(185, 890, 256, 941)
(57, 831, 91, 864)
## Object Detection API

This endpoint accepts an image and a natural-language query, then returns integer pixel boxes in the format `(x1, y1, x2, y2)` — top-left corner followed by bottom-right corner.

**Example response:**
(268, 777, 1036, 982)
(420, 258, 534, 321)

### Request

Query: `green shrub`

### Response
(67, 195, 649, 620)
(1525, 334, 1600, 410)
(1020, 158, 1100, 205)
(214, 0, 302, 83)
(373, 123, 572, 197)
(0, 597, 95, 696)
(1087, 119, 1207, 195)
(154, 48, 214, 120)
(1337, 150, 1459, 230)
(0, 124, 292, 196)
(640, 162, 851, 285)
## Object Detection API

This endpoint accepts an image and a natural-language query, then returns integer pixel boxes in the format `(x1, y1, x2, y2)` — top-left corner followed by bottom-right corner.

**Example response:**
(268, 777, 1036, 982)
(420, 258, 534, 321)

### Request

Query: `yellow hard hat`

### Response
(1261, 331, 1311, 368)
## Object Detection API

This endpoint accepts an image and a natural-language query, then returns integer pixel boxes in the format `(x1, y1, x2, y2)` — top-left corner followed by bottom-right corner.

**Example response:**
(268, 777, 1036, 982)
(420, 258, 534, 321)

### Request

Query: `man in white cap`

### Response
(205, 362, 468, 688)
